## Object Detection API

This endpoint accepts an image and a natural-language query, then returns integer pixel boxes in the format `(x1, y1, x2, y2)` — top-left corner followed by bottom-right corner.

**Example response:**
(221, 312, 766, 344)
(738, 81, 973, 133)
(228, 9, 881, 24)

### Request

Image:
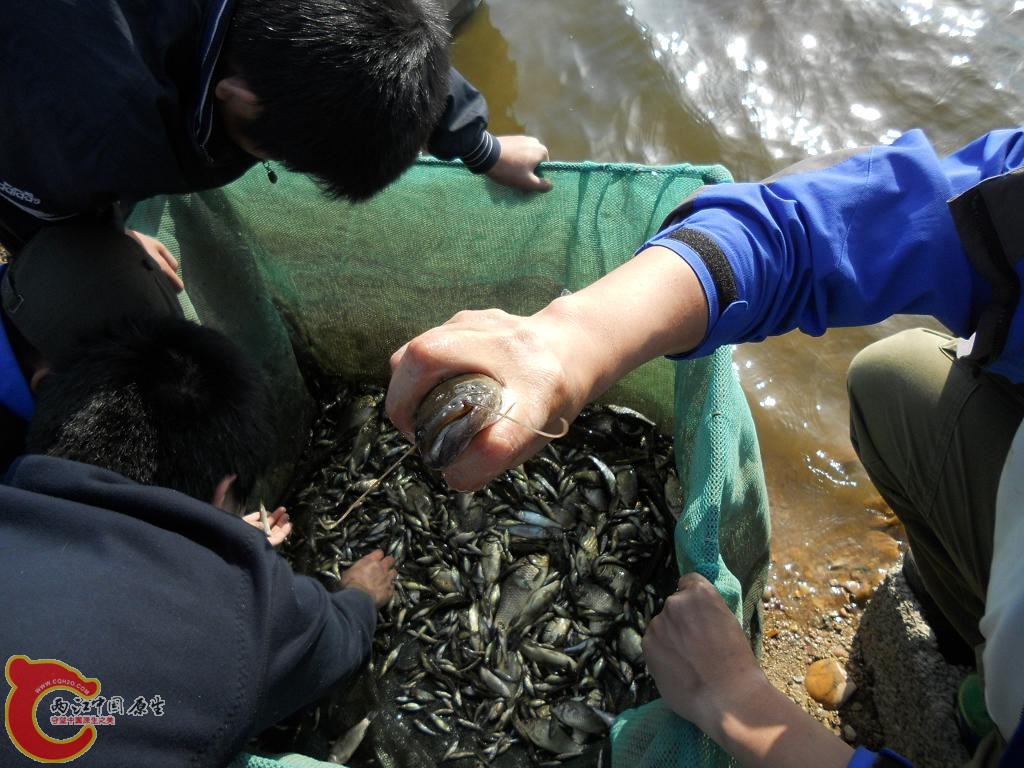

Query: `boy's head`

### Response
(219, 0, 451, 201)
(26, 315, 276, 506)
(2, 225, 184, 385)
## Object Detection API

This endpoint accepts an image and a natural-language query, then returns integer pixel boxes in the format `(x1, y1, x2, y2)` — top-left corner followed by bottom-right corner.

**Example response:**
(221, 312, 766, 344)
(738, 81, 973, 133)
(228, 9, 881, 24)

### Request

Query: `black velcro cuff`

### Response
(663, 227, 739, 306)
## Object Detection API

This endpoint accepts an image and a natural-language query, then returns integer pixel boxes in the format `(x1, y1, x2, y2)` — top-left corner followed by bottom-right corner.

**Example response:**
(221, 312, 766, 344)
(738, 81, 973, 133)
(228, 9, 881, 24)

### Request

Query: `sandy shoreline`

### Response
(762, 562, 971, 767)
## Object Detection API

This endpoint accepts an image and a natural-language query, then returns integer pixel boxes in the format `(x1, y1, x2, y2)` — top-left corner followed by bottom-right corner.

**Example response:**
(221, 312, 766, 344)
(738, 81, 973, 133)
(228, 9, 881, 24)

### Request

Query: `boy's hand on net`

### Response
(487, 135, 553, 192)
(340, 550, 398, 608)
(126, 229, 184, 292)
(242, 506, 292, 547)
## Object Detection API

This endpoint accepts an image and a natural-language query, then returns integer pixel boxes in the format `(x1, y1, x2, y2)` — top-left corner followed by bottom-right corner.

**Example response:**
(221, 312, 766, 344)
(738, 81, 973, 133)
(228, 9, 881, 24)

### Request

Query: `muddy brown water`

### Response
(451, 0, 1024, 621)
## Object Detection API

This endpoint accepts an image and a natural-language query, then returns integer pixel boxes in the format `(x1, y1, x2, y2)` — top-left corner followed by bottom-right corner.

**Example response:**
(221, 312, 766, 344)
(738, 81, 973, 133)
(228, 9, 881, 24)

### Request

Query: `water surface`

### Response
(451, 0, 1024, 613)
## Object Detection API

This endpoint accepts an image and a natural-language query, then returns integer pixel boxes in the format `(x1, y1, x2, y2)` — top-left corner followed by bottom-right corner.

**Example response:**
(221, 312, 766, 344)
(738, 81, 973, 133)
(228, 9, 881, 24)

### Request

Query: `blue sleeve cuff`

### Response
(461, 130, 501, 174)
(848, 747, 878, 768)
(848, 747, 914, 768)
(641, 227, 749, 360)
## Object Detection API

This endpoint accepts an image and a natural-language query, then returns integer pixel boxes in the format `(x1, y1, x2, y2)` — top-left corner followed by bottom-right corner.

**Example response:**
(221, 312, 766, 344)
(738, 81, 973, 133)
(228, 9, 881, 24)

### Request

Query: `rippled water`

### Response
(452, 0, 1024, 609)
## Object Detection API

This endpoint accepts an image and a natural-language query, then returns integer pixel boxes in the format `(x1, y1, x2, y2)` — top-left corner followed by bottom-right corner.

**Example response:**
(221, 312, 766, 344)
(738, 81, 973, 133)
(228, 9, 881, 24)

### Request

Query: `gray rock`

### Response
(855, 566, 971, 767)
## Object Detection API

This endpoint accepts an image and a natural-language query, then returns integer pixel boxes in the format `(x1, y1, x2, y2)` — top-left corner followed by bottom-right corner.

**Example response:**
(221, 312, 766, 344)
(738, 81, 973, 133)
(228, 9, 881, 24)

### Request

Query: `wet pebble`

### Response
(804, 659, 856, 709)
(844, 579, 877, 604)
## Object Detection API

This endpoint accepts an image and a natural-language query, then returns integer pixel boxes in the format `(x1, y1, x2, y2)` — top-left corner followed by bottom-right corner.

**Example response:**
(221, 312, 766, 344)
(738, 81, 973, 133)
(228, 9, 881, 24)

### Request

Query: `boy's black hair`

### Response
(26, 316, 276, 503)
(226, 0, 451, 201)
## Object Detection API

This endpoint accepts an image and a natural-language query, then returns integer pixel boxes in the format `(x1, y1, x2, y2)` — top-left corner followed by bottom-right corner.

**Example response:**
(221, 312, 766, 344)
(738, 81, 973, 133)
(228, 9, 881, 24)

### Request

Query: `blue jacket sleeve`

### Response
(255, 561, 377, 729)
(642, 129, 1024, 358)
(0, 265, 35, 420)
(427, 68, 501, 173)
(848, 746, 914, 767)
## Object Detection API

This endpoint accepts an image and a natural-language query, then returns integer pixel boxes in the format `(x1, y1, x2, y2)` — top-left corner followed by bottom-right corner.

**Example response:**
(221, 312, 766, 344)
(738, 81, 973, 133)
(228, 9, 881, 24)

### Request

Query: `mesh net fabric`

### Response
(611, 348, 770, 768)
(129, 157, 768, 768)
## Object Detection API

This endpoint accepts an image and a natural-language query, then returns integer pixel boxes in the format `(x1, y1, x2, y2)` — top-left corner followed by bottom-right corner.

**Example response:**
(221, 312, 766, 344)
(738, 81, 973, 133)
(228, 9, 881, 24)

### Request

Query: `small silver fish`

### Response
(328, 715, 373, 764)
(520, 640, 577, 670)
(513, 716, 583, 756)
(551, 700, 615, 735)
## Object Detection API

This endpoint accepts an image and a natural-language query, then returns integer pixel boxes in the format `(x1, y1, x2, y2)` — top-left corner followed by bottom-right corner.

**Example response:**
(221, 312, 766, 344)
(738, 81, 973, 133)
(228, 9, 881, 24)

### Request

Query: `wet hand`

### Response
(340, 549, 398, 608)
(386, 307, 594, 491)
(486, 135, 553, 192)
(126, 229, 184, 292)
(642, 572, 766, 732)
(242, 506, 292, 547)
(645, 573, 855, 767)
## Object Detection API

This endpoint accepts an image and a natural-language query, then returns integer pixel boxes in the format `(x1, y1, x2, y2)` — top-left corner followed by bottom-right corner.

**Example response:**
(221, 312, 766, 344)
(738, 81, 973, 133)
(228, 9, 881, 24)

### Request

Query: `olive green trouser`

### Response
(847, 327, 1024, 766)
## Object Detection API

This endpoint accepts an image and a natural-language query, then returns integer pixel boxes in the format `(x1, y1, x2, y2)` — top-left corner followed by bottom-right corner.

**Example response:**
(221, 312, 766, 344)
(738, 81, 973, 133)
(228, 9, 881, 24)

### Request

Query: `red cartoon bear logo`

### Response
(5, 656, 100, 763)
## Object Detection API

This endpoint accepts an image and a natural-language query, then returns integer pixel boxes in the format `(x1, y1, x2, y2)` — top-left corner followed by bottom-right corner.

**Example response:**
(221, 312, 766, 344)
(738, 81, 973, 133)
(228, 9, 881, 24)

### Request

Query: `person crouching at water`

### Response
(0, 315, 396, 768)
(0, 225, 188, 468)
(0, 224, 288, 543)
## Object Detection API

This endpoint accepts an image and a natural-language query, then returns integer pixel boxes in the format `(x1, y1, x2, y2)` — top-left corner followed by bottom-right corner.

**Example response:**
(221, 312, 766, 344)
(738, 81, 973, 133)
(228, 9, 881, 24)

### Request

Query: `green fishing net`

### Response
(129, 156, 769, 768)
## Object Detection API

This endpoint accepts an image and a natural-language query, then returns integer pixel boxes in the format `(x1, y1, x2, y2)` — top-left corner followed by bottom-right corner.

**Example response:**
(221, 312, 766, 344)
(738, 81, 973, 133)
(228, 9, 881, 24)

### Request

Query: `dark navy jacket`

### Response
(0, 455, 377, 768)
(0, 0, 499, 248)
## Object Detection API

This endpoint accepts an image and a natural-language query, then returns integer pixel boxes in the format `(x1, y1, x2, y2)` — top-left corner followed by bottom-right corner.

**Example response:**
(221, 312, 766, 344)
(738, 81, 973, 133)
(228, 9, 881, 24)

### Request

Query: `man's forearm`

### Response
(706, 677, 854, 768)
(535, 245, 709, 405)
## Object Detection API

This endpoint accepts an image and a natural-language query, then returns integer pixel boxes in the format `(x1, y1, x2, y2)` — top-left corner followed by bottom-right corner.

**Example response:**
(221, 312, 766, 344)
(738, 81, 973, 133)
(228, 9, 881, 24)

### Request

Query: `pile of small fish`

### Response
(269, 380, 684, 766)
